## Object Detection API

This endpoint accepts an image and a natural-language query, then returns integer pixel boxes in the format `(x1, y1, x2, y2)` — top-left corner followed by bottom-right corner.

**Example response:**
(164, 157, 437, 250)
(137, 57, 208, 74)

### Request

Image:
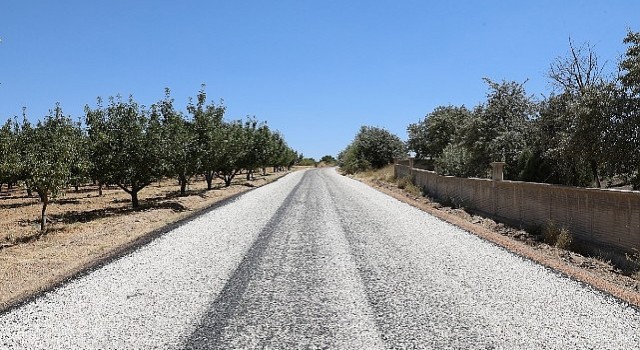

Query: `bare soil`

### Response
(0, 171, 290, 311)
(354, 171, 640, 308)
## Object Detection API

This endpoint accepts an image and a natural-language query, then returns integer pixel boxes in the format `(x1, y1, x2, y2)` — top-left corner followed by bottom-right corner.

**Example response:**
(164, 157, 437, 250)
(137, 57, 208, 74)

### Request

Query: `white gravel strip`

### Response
(0, 170, 306, 349)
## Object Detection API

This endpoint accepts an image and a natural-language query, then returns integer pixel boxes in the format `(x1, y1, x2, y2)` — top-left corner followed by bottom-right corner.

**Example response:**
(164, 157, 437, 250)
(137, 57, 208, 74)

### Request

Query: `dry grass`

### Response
(0, 170, 292, 311)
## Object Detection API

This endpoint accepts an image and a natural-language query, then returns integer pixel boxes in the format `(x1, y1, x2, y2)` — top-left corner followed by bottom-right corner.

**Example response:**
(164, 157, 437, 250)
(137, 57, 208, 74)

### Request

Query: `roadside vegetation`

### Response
(0, 85, 300, 232)
(339, 30, 640, 287)
(340, 30, 640, 190)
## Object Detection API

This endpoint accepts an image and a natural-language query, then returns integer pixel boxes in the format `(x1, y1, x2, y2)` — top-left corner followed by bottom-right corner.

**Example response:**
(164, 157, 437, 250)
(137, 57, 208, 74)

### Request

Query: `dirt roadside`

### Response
(353, 170, 640, 309)
(0, 170, 293, 312)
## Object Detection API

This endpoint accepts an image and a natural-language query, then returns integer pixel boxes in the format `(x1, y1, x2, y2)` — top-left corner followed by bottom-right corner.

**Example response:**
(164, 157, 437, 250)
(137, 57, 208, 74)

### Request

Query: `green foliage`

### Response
(0, 118, 21, 186)
(298, 158, 317, 166)
(188, 85, 226, 189)
(85, 95, 165, 208)
(213, 119, 249, 186)
(319, 155, 337, 164)
(154, 88, 200, 195)
(435, 143, 474, 177)
(620, 31, 640, 95)
(462, 79, 537, 179)
(338, 144, 369, 174)
(21, 104, 82, 230)
(407, 105, 471, 160)
(339, 126, 405, 174)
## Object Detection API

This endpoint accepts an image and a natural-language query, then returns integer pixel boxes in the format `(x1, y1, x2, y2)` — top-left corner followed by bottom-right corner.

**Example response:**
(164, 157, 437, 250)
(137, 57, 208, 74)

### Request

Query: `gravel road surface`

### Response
(1, 168, 640, 349)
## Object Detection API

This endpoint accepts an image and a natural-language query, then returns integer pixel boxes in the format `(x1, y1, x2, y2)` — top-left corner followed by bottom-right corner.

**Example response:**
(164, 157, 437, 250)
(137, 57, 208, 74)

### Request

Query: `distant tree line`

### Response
(340, 30, 640, 190)
(0, 86, 298, 231)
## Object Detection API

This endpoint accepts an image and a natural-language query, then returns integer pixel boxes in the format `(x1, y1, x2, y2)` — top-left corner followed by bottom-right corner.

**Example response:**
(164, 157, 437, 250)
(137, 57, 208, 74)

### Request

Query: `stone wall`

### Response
(395, 164, 640, 261)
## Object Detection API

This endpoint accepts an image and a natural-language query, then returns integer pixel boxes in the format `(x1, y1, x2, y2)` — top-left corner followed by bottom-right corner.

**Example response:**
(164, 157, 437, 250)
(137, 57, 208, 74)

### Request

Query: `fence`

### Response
(395, 162, 640, 262)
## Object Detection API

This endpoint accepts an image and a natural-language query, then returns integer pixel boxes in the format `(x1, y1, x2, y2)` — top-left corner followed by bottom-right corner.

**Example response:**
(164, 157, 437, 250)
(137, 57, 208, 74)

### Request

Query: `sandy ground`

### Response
(0, 171, 291, 311)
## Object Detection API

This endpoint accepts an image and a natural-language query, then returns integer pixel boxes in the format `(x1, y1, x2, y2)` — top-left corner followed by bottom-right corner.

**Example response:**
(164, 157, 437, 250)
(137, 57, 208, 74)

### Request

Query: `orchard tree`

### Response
(154, 89, 200, 195)
(189, 86, 226, 190)
(21, 104, 80, 231)
(85, 96, 164, 208)
(240, 118, 260, 180)
(214, 120, 247, 187)
(0, 118, 21, 189)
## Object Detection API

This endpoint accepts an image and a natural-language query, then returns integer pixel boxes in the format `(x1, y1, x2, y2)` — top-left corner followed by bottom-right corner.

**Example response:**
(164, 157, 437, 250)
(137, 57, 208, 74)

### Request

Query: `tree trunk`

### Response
(40, 192, 48, 232)
(131, 190, 140, 209)
(224, 176, 232, 187)
(26, 187, 32, 197)
(179, 175, 187, 195)
(205, 172, 214, 190)
(98, 182, 103, 196)
(591, 161, 601, 188)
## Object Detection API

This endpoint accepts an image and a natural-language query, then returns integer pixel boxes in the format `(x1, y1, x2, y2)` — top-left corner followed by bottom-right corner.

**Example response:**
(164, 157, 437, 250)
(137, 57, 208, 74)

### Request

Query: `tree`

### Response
(21, 104, 80, 231)
(546, 40, 613, 187)
(338, 144, 369, 174)
(319, 155, 337, 164)
(407, 105, 472, 160)
(85, 97, 110, 196)
(616, 30, 640, 187)
(338, 126, 406, 173)
(189, 86, 226, 190)
(154, 88, 200, 195)
(620, 30, 640, 95)
(214, 120, 247, 187)
(529, 93, 594, 186)
(461, 79, 537, 179)
(0, 118, 21, 190)
(85, 96, 164, 208)
(549, 39, 605, 96)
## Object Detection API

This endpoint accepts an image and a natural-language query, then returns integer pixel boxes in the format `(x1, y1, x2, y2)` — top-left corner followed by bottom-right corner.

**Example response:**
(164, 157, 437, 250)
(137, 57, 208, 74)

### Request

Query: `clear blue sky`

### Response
(1, 1, 638, 160)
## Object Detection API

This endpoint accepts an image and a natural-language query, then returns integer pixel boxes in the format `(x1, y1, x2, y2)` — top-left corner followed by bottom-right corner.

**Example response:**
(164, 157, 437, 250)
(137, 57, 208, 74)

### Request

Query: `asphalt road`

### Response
(1, 168, 640, 349)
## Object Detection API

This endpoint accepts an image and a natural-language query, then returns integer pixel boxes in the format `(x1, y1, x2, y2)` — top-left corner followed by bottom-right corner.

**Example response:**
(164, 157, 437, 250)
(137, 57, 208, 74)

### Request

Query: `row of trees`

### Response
(406, 30, 640, 188)
(0, 87, 298, 230)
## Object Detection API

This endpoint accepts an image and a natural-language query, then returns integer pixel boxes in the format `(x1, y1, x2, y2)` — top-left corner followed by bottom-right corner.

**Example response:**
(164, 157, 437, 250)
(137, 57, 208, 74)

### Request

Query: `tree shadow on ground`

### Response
(0, 201, 39, 210)
(54, 199, 82, 205)
(50, 206, 135, 224)
(49, 199, 188, 225)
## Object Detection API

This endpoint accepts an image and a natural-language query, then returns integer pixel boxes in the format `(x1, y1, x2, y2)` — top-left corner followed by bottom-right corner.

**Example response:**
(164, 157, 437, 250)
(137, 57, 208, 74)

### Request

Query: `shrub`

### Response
(542, 220, 573, 249)
(555, 228, 573, 249)
(396, 176, 421, 197)
(542, 220, 560, 245)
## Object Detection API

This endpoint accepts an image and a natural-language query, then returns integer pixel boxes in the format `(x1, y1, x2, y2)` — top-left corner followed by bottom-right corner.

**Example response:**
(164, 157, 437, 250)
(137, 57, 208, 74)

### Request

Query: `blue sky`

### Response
(1, 1, 639, 160)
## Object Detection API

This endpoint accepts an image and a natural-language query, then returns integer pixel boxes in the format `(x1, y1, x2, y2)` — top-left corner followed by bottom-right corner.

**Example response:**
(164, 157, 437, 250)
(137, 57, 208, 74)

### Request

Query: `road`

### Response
(1, 168, 639, 349)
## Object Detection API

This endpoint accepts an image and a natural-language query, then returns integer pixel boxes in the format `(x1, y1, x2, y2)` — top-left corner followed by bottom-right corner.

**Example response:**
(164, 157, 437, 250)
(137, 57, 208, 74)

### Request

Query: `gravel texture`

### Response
(2, 168, 640, 349)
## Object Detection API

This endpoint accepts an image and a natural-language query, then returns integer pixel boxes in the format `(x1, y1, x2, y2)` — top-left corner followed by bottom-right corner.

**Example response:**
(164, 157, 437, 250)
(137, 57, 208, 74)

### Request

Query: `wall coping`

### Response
(397, 164, 640, 196)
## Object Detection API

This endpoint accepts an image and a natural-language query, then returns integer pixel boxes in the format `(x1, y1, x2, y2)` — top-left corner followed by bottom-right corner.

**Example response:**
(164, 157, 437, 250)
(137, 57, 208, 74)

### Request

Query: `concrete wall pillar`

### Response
(490, 162, 506, 181)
